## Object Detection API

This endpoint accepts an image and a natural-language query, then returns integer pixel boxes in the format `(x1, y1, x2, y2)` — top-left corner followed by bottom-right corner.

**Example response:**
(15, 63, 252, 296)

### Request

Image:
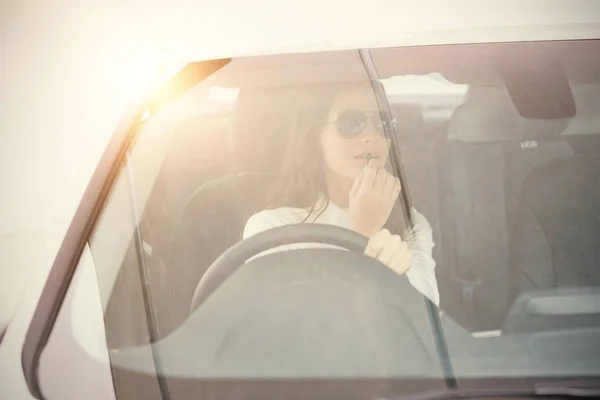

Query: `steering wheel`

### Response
(190, 224, 368, 311)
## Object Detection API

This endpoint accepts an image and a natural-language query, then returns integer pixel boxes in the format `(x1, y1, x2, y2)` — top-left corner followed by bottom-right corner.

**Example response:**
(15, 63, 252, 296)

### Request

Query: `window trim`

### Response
(360, 48, 457, 389)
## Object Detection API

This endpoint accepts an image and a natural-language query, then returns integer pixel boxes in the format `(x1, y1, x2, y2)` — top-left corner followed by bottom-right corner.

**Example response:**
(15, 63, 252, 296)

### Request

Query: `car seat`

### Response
(436, 85, 572, 331)
(510, 83, 600, 301)
(154, 85, 300, 337)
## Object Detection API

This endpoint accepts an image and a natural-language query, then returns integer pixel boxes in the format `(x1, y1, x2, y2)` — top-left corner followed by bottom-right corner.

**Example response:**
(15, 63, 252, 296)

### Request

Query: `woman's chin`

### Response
(326, 166, 363, 182)
(347, 168, 364, 181)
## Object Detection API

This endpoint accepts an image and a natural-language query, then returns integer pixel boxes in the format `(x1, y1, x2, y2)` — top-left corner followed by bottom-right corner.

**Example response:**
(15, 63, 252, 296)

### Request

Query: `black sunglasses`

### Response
(330, 109, 397, 139)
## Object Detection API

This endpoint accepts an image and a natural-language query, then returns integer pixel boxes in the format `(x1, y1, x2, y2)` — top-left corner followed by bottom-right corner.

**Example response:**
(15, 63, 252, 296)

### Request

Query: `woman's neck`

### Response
(325, 170, 353, 208)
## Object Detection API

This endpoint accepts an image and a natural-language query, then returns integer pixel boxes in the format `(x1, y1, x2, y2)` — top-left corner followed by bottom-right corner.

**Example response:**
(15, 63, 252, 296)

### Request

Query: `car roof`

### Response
(129, 0, 600, 62)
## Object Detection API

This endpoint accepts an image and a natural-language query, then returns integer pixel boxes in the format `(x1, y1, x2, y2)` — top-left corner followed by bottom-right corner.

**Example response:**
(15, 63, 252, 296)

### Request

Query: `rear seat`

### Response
(436, 86, 572, 331)
(509, 83, 600, 302)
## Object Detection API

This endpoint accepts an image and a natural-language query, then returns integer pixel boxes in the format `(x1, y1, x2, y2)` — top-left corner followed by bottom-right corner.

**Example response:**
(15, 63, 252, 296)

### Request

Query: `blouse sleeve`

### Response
(404, 208, 440, 306)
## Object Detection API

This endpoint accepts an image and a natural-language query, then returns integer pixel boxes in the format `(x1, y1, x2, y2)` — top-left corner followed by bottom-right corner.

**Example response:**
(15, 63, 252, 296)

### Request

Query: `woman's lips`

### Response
(354, 152, 379, 160)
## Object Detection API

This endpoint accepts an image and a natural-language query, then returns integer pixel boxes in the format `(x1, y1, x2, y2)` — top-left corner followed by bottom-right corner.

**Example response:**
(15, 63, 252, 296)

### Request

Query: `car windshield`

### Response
(84, 40, 600, 397)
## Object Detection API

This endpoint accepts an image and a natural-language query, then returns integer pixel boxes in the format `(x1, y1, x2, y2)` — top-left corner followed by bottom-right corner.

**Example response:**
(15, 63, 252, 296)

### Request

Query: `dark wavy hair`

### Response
(266, 81, 409, 236)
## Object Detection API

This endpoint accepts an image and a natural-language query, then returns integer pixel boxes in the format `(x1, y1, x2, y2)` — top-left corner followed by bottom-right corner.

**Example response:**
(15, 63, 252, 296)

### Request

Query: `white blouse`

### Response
(243, 201, 439, 305)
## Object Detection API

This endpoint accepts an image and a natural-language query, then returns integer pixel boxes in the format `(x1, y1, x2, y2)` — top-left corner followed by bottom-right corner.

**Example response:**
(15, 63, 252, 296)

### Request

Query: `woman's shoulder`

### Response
(243, 207, 309, 238)
(250, 206, 311, 222)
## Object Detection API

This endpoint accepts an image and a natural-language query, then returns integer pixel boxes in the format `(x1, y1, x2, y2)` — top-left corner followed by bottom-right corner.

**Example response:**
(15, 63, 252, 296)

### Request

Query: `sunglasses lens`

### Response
(336, 110, 367, 138)
(374, 114, 397, 135)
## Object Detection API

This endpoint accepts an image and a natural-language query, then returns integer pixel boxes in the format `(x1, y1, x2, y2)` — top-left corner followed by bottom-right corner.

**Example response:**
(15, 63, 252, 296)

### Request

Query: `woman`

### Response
(243, 81, 439, 305)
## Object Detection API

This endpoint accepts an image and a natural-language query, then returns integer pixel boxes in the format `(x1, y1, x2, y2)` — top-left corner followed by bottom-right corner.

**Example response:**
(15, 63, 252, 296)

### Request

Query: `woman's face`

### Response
(319, 85, 392, 180)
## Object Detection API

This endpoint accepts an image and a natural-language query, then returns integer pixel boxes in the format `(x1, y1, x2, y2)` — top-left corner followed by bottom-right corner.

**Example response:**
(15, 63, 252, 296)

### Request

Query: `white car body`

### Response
(2, 1, 600, 399)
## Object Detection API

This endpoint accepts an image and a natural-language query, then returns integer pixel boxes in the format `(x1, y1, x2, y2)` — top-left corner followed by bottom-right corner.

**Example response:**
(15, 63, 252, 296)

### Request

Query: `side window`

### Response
(99, 87, 239, 348)
(89, 81, 242, 348)
(88, 50, 383, 351)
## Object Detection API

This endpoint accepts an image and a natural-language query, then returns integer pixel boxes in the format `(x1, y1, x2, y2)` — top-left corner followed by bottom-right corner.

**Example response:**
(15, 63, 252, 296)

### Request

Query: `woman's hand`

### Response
(364, 228, 412, 275)
(349, 159, 401, 238)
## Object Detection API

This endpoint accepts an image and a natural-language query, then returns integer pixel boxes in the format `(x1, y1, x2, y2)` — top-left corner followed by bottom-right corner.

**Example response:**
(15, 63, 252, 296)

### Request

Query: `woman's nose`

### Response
(361, 125, 382, 142)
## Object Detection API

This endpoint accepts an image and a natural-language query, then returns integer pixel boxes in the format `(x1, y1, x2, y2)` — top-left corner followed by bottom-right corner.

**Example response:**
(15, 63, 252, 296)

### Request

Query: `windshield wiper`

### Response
(387, 381, 600, 400)
(0, 324, 7, 346)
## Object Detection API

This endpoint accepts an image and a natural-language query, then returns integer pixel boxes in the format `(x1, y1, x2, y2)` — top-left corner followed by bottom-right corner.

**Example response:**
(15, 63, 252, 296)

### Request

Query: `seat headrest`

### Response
(447, 86, 523, 143)
(391, 104, 425, 137)
(447, 85, 571, 143)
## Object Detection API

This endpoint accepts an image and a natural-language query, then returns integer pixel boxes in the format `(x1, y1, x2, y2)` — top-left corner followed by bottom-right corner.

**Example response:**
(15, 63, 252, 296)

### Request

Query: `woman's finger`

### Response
(391, 177, 401, 197)
(372, 167, 391, 195)
(383, 174, 396, 199)
(390, 247, 412, 275)
(364, 228, 390, 257)
(377, 234, 402, 265)
(359, 159, 378, 193)
(350, 166, 367, 199)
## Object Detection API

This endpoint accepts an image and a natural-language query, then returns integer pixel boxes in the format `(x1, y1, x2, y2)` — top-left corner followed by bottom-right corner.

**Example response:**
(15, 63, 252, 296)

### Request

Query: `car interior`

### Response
(101, 41, 600, 352)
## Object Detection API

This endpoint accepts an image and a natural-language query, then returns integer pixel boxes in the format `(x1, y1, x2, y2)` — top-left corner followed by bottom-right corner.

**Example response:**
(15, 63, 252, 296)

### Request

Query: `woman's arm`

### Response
(405, 208, 440, 306)
(245, 207, 440, 305)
